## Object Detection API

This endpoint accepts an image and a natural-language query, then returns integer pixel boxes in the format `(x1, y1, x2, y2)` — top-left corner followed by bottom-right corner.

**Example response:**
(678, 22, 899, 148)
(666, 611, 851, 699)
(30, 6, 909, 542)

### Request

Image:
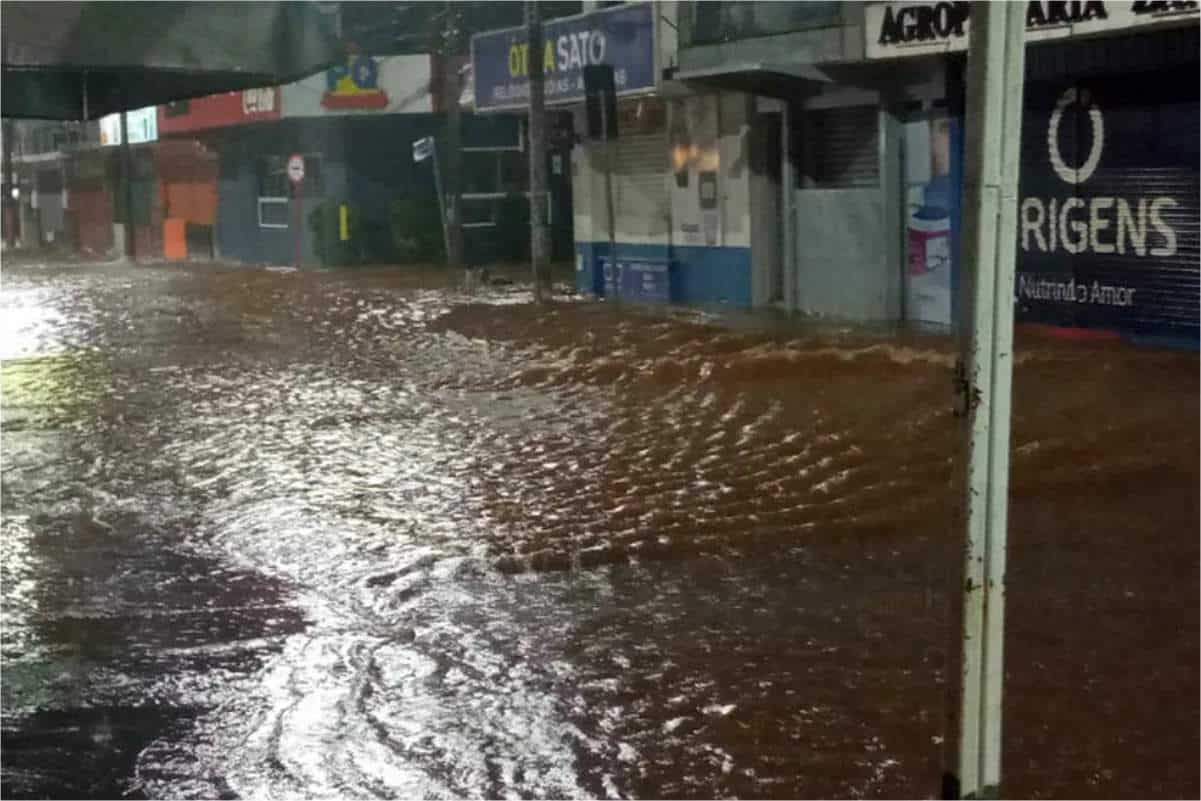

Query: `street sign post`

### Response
(412, 136, 433, 163)
(412, 136, 450, 263)
(288, 153, 304, 268)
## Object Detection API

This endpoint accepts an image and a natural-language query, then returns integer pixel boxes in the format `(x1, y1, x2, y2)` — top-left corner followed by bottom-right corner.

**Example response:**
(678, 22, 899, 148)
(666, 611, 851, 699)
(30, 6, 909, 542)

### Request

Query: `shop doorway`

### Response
(750, 110, 783, 307)
(792, 104, 892, 322)
(900, 102, 956, 328)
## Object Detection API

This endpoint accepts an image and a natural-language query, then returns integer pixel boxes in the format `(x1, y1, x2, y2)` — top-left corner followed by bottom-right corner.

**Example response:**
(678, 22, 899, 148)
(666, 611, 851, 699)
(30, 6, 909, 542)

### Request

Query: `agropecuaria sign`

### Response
(865, 1, 1199, 58)
(470, 2, 655, 111)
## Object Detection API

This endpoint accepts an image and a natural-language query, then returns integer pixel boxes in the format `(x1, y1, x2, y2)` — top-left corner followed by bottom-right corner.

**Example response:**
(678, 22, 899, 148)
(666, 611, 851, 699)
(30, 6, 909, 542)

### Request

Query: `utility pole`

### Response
(442, 0, 463, 267)
(119, 105, 137, 262)
(601, 84, 617, 302)
(2, 118, 14, 249)
(944, 2, 1026, 799)
(525, 0, 550, 303)
(2, 33, 13, 251)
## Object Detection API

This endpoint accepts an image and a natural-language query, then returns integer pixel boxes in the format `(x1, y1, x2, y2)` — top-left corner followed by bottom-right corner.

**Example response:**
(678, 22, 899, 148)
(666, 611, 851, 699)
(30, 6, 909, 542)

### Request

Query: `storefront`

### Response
(97, 106, 162, 258)
(12, 153, 70, 250)
(472, 2, 755, 305)
(865, 0, 1200, 343)
(1017, 26, 1199, 344)
(65, 148, 116, 256)
(157, 53, 520, 268)
(157, 89, 278, 260)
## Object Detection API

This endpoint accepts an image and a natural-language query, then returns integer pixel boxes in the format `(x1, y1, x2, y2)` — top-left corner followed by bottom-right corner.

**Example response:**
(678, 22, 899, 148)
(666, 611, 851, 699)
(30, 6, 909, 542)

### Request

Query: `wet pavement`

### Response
(1, 257, 1197, 799)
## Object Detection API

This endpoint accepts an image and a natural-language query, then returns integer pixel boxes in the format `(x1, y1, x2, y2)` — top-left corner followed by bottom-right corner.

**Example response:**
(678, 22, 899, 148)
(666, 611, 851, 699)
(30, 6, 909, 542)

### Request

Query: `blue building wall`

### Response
(210, 114, 522, 267)
(576, 241, 752, 307)
(216, 157, 348, 267)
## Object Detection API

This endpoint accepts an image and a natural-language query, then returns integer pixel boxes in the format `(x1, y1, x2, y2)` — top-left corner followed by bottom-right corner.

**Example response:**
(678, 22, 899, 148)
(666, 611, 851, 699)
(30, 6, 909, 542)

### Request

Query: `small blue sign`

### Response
(602, 258, 672, 302)
(472, 3, 655, 111)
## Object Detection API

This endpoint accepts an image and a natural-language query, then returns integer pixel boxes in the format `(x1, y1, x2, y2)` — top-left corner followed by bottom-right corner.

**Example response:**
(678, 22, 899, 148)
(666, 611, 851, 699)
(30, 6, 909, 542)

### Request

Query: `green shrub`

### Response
(390, 196, 444, 264)
(308, 200, 360, 267)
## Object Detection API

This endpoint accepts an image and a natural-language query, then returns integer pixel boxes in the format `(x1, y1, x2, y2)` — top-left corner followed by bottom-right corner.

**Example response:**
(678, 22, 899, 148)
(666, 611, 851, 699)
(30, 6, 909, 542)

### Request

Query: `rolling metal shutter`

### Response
(613, 133, 669, 239)
(801, 106, 880, 189)
(1016, 29, 1199, 340)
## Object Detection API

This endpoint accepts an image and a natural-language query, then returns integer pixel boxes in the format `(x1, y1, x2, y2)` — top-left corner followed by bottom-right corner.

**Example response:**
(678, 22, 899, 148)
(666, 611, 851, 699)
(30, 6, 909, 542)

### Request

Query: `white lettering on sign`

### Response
(1047, 88, 1103, 184)
(1018, 274, 1138, 306)
(867, 1, 1200, 59)
(242, 88, 276, 115)
(1020, 88, 1179, 260)
(554, 30, 607, 72)
(1021, 192, 1179, 258)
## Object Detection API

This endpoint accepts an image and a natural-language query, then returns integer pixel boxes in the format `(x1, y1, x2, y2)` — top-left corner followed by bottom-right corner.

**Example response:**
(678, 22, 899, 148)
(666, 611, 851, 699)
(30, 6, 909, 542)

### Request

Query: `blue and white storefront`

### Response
(865, 0, 1200, 345)
(471, 2, 757, 307)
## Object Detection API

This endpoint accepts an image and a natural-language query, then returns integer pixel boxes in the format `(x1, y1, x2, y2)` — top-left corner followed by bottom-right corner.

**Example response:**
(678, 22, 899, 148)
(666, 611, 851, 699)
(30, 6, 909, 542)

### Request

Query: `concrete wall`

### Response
(749, 99, 784, 307)
(208, 114, 522, 267)
(794, 188, 889, 319)
(573, 90, 756, 306)
(216, 151, 349, 267)
(789, 101, 904, 323)
(572, 124, 673, 295)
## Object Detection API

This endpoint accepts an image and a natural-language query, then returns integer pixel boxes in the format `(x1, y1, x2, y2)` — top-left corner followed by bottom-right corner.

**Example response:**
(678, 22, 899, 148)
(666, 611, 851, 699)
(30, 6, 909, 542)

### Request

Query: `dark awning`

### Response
(1, 1, 343, 120)
(672, 61, 835, 100)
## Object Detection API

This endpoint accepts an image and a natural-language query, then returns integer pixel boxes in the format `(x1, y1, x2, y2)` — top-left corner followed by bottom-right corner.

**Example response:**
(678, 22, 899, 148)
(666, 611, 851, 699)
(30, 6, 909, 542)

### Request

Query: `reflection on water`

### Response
(2, 260, 1197, 799)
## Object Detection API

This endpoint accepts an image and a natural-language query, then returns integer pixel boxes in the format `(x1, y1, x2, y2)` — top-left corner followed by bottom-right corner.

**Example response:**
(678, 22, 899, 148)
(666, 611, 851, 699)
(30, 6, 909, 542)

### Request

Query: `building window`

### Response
(460, 146, 529, 230)
(258, 197, 290, 229)
(461, 196, 499, 228)
(257, 154, 323, 198)
(256, 154, 323, 229)
(797, 106, 880, 189)
(499, 150, 527, 193)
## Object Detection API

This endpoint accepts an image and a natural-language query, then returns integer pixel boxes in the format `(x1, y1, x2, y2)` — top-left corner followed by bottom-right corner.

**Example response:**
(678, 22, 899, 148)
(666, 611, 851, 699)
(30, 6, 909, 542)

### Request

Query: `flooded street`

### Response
(2, 258, 1197, 799)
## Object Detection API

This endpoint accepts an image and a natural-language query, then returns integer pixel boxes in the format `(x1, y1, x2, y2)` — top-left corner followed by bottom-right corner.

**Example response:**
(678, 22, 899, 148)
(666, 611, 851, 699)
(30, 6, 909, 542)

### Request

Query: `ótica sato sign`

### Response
(471, 2, 655, 111)
(866, 1, 1200, 59)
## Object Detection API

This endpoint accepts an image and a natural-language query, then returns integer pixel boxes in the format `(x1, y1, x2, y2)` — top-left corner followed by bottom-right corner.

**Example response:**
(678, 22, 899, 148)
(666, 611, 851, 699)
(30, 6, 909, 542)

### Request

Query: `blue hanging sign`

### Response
(471, 3, 656, 112)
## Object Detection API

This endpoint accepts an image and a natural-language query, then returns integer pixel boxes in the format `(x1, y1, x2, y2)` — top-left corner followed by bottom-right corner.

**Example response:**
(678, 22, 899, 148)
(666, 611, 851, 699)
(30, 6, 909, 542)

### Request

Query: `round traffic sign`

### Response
(287, 154, 305, 184)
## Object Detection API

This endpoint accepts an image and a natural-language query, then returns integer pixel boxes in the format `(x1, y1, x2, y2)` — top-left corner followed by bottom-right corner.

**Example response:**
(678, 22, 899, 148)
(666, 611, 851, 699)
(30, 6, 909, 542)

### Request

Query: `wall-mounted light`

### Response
(670, 144, 689, 174)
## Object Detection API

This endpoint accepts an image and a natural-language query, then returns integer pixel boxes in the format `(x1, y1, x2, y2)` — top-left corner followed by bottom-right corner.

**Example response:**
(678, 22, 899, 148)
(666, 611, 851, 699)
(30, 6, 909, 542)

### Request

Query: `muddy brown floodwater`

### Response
(1, 258, 1197, 799)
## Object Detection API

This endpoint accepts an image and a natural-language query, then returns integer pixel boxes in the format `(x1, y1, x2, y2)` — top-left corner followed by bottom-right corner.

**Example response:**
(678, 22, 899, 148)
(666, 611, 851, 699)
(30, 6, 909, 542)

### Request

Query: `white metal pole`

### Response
(951, 1, 1026, 798)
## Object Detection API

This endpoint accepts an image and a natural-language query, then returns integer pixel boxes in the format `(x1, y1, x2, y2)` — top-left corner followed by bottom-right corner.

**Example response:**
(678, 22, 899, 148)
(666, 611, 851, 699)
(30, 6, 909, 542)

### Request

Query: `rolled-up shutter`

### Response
(613, 133, 669, 239)
(801, 106, 879, 189)
(1017, 28, 1199, 341)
